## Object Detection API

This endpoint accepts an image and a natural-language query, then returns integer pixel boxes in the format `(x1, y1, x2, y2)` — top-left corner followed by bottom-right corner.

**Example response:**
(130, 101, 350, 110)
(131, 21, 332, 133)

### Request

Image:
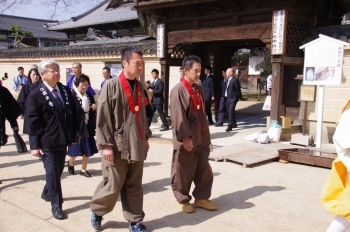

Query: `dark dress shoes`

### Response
(52, 208, 66, 220)
(80, 170, 92, 178)
(225, 127, 232, 132)
(0, 180, 2, 184)
(160, 126, 170, 131)
(67, 160, 75, 175)
(41, 194, 51, 202)
(1, 134, 8, 146)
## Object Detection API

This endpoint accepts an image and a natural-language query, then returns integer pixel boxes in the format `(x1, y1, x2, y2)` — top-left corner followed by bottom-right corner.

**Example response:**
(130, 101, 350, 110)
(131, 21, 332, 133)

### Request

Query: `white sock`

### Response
(327, 216, 350, 232)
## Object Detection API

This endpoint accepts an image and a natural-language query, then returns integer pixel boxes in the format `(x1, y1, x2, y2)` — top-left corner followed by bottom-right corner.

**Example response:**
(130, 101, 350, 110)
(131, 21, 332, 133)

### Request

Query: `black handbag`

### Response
(13, 129, 28, 153)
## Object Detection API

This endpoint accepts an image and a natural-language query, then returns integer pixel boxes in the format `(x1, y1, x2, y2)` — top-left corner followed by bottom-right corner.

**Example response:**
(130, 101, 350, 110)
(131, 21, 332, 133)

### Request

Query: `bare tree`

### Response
(1, 0, 101, 19)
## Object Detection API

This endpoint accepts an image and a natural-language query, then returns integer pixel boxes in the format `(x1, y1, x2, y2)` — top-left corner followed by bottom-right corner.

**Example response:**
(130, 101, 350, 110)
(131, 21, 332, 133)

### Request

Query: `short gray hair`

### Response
(38, 59, 60, 74)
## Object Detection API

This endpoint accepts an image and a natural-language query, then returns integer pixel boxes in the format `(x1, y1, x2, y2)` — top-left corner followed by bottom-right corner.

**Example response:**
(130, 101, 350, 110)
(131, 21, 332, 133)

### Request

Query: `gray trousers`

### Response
(90, 158, 145, 222)
(171, 148, 213, 203)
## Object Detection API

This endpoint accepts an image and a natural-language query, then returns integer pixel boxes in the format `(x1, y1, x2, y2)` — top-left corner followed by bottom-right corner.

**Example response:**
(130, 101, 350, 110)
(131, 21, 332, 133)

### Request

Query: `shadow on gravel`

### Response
(0, 150, 30, 157)
(0, 175, 46, 192)
(146, 185, 285, 231)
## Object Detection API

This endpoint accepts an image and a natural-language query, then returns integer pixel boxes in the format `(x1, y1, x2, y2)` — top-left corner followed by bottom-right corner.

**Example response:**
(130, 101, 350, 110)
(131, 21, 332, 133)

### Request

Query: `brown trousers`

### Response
(171, 148, 213, 203)
(90, 157, 145, 222)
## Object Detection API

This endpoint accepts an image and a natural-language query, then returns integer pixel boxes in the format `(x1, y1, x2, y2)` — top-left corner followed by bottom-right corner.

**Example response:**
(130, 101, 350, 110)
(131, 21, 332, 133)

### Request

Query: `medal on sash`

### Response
(119, 72, 144, 140)
(181, 78, 205, 135)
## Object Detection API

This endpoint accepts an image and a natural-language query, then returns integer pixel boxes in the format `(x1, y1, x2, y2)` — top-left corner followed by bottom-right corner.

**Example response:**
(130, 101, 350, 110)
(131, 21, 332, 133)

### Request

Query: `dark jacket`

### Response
(226, 76, 242, 103)
(202, 74, 215, 101)
(150, 78, 165, 105)
(0, 86, 22, 140)
(25, 82, 80, 151)
(71, 89, 96, 139)
(17, 79, 43, 114)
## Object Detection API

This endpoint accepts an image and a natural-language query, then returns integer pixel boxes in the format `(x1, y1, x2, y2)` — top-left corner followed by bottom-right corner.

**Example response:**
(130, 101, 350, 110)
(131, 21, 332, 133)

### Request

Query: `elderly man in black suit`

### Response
(202, 65, 215, 125)
(224, 68, 242, 132)
(147, 68, 169, 131)
(215, 68, 228, 127)
(26, 59, 79, 220)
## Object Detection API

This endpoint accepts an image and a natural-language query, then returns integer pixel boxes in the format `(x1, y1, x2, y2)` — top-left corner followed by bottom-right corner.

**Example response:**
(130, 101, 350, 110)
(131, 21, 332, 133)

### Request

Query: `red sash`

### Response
(181, 78, 205, 135)
(119, 72, 144, 140)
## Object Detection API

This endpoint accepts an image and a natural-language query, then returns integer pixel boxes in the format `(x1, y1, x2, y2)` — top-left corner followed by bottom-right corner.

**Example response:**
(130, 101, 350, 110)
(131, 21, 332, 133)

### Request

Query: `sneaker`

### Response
(129, 222, 148, 232)
(194, 199, 217, 210)
(178, 202, 195, 213)
(90, 212, 103, 231)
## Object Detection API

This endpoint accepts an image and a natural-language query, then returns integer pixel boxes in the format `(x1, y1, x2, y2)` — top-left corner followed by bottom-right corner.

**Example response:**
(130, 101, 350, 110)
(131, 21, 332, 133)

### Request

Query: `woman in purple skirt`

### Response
(67, 74, 98, 177)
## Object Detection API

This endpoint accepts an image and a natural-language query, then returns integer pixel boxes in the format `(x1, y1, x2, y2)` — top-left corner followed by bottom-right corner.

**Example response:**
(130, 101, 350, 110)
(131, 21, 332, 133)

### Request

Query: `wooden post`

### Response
(270, 61, 284, 123)
(160, 59, 170, 117)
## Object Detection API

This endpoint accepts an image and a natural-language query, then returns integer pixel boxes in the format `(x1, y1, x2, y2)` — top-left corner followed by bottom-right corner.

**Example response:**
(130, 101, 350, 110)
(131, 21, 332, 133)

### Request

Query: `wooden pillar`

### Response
(270, 61, 285, 122)
(160, 58, 170, 117)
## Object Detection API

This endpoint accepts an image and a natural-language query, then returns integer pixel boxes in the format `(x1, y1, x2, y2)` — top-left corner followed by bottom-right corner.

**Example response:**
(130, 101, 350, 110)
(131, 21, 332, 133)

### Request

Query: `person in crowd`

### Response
(90, 47, 150, 232)
(12, 66, 28, 93)
(0, 85, 21, 146)
(224, 68, 242, 132)
(147, 69, 169, 131)
(67, 74, 98, 178)
(17, 68, 41, 116)
(169, 55, 217, 213)
(215, 68, 228, 127)
(0, 85, 21, 183)
(266, 73, 272, 96)
(321, 99, 350, 232)
(98, 67, 112, 95)
(26, 59, 79, 220)
(66, 62, 95, 96)
(202, 65, 215, 125)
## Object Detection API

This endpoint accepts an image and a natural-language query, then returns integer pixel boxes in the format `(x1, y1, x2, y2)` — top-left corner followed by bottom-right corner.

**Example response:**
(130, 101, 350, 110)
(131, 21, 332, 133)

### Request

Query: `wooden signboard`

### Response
(299, 85, 316, 102)
(271, 10, 287, 55)
(157, 23, 165, 58)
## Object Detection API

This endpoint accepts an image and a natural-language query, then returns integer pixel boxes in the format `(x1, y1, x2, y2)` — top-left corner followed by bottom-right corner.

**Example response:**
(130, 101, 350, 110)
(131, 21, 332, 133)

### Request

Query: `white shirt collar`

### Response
(43, 81, 59, 92)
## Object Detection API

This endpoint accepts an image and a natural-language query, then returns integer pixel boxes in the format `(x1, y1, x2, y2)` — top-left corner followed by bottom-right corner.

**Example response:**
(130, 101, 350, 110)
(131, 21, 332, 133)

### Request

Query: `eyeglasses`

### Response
(46, 70, 60, 74)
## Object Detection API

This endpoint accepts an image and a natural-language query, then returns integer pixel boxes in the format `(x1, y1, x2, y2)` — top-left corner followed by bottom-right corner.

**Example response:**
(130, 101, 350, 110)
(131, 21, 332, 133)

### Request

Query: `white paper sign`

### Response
(271, 10, 286, 55)
(157, 24, 165, 58)
(302, 38, 345, 86)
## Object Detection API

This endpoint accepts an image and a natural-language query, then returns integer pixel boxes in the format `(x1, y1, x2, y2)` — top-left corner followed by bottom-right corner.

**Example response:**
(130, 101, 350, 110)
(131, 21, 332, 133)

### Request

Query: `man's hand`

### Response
(31, 149, 43, 157)
(103, 146, 114, 162)
(212, 96, 215, 100)
(12, 127, 19, 131)
(91, 103, 97, 111)
(148, 88, 153, 93)
(183, 137, 193, 152)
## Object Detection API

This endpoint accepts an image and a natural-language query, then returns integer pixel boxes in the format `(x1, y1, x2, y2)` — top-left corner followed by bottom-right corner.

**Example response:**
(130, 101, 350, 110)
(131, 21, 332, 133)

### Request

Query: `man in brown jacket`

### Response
(169, 55, 217, 213)
(90, 47, 150, 232)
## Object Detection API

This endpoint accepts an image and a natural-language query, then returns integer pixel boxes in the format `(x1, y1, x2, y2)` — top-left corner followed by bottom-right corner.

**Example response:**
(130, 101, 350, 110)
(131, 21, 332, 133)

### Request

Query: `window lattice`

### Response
(286, 21, 308, 57)
(171, 43, 195, 59)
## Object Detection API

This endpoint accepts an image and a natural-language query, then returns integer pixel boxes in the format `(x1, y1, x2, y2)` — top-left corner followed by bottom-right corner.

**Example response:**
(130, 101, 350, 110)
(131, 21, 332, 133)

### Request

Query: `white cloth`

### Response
(73, 85, 90, 124)
(333, 107, 350, 173)
(267, 75, 272, 89)
(225, 77, 232, 97)
(327, 216, 350, 232)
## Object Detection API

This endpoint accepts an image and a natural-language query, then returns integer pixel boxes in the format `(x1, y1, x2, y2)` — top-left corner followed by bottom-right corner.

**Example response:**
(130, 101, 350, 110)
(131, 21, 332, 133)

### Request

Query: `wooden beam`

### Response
(270, 62, 285, 122)
(135, 0, 219, 11)
(168, 23, 271, 46)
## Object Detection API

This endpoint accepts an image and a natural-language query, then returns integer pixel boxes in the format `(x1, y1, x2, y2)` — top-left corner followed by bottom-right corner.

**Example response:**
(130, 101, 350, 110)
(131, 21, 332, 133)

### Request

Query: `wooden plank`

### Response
(168, 23, 271, 45)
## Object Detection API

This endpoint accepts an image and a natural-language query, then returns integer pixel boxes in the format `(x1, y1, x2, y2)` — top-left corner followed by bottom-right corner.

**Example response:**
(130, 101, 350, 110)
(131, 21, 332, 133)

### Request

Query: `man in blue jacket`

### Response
(66, 62, 95, 96)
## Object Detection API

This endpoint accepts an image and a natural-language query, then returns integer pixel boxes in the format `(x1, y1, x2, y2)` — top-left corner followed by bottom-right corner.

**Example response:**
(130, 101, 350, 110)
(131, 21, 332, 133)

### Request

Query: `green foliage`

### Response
(254, 48, 272, 81)
(9, 25, 33, 48)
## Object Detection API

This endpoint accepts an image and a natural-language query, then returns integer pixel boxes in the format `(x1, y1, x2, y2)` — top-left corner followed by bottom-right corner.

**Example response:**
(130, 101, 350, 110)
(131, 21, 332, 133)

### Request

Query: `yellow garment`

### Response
(320, 158, 350, 220)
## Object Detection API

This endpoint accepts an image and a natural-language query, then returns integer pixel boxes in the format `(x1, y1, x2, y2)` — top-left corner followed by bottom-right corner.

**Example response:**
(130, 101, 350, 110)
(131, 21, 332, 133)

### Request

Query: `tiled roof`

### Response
(0, 38, 156, 59)
(302, 24, 350, 44)
(46, 1, 138, 31)
(0, 14, 67, 40)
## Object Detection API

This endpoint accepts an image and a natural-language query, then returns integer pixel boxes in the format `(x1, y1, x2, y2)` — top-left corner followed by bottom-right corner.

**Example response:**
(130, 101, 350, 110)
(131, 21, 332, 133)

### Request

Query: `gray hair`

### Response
(38, 59, 60, 74)
(72, 62, 82, 68)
